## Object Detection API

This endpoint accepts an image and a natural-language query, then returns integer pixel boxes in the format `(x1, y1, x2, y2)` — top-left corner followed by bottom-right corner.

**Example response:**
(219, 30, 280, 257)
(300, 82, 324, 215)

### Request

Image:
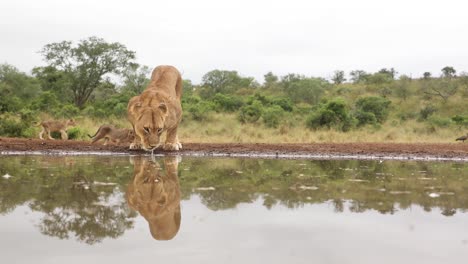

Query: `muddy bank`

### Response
(0, 137, 467, 161)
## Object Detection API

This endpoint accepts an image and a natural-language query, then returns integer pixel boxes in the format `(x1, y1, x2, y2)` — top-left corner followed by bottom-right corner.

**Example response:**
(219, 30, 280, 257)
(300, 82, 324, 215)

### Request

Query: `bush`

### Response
(419, 105, 437, 120)
(271, 97, 293, 112)
(67, 127, 85, 140)
(186, 101, 214, 121)
(0, 96, 21, 113)
(306, 98, 354, 131)
(31, 91, 60, 111)
(428, 116, 452, 127)
(56, 104, 80, 118)
(355, 110, 377, 126)
(355, 96, 391, 123)
(238, 100, 262, 123)
(213, 94, 244, 112)
(451, 115, 468, 127)
(262, 105, 285, 128)
(0, 113, 27, 137)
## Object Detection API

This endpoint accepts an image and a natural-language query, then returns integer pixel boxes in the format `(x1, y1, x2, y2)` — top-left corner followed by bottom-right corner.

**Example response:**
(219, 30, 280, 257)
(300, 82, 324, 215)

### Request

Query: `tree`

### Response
(441, 66, 456, 78)
(263, 71, 279, 89)
(378, 68, 397, 79)
(32, 66, 72, 101)
(0, 63, 41, 100)
(355, 96, 391, 123)
(279, 73, 304, 90)
(422, 78, 457, 102)
(423, 72, 432, 79)
(40, 36, 136, 108)
(200, 70, 255, 98)
(395, 75, 411, 100)
(331, 70, 346, 84)
(182, 79, 194, 96)
(349, 70, 369, 83)
(120, 64, 150, 95)
(286, 78, 328, 104)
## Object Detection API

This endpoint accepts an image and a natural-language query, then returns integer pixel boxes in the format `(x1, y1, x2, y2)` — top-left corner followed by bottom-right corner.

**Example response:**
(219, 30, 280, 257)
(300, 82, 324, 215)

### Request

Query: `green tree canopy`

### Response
(200, 70, 256, 98)
(40, 36, 136, 108)
(332, 70, 346, 84)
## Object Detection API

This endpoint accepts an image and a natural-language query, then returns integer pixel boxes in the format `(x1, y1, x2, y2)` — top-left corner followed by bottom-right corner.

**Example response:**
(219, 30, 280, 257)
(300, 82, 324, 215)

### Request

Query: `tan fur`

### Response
(127, 65, 183, 151)
(37, 119, 76, 140)
(126, 156, 181, 240)
(88, 124, 135, 145)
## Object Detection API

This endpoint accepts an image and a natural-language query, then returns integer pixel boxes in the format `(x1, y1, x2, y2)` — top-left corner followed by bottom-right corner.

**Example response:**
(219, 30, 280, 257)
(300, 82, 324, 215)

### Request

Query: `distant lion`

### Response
(88, 124, 135, 145)
(127, 65, 183, 151)
(36, 119, 76, 140)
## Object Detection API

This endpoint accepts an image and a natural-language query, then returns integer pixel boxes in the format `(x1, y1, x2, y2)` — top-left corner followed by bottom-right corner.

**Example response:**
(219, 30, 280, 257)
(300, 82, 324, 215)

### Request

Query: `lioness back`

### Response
(127, 65, 183, 151)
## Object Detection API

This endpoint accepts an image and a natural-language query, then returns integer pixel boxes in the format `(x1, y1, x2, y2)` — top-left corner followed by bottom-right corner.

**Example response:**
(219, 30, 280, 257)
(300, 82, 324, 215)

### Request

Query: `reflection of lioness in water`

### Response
(127, 65, 183, 151)
(126, 156, 181, 240)
(37, 119, 76, 140)
(88, 125, 135, 145)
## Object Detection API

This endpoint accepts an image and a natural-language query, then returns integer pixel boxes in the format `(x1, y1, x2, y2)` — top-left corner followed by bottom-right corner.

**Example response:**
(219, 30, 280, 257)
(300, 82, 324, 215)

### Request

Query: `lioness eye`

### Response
(143, 127, 150, 134)
(157, 128, 163, 134)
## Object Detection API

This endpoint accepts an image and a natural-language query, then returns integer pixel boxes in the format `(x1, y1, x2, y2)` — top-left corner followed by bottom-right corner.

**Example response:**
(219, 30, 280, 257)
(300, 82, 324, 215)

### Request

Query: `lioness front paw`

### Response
(129, 143, 142, 149)
(163, 143, 181, 151)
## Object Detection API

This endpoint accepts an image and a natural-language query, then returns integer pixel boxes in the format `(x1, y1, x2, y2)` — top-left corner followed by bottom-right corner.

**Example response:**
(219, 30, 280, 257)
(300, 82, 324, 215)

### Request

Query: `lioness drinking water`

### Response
(37, 119, 76, 140)
(88, 124, 135, 145)
(127, 65, 183, 151)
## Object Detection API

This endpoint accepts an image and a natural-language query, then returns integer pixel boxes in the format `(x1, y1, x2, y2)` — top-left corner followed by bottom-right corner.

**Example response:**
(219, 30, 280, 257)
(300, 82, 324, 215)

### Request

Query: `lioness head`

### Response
(67, 119, 76, 126)
(134, 103, 168, 150)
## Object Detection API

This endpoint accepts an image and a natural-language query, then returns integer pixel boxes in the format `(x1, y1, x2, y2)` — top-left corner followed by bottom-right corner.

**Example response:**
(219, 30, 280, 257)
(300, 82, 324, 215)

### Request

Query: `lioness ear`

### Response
(159, 103, 167, 114)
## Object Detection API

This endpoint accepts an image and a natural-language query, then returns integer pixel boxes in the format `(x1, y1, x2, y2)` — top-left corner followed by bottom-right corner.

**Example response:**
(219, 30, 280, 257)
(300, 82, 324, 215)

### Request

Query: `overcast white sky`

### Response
(1, 0, 468, 83)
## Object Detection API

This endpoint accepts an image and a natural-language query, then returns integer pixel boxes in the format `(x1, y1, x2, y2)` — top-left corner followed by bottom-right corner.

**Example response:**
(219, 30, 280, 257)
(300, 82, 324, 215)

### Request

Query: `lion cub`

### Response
(88, 124, 135, 145)
(37, 119, 76, 140)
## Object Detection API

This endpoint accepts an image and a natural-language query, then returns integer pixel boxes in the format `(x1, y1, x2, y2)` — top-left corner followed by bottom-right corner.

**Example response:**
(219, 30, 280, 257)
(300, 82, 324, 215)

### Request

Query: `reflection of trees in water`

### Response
(0, 156, 136, 244)
(179, 158, 468, 216)
(1, 155, 468, 244)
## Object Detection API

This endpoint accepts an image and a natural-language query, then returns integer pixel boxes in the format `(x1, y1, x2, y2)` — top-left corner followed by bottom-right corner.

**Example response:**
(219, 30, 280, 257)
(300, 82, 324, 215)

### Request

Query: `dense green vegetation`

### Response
(0, 37, 467, 141)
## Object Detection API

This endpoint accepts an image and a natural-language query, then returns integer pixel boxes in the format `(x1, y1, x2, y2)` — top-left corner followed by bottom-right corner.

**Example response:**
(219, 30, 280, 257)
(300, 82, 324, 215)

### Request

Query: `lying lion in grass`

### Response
(36, 119, 76, 140)
(88, 124, 135, 145)
(127, 65, 183, 151)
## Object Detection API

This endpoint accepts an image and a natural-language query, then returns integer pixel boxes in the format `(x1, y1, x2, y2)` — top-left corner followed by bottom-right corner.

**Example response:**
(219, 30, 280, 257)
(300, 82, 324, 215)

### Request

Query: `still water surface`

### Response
(0, 155, 467, 264)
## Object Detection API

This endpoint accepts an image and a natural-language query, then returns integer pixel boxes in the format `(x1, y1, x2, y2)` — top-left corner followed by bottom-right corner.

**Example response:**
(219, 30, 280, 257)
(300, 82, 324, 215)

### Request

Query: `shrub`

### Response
(428, 116, 452, 127)
(213, 94, 244, 112)
(419, 105, 437, 120)
(306, 98, 354, 131)
(262, 105, 285, 128)
(271, 97, 293, 112)
(451, 115, 468, 127)
(67, 127, 85, 140)
(355, 96, 391, 123)
(57, 104, 80, 118)
(186, 101, 214, 121)
(238, 100, 263, 123)
(31, 91, 60, 111)
(0, 114, 27, 137)
(0, 96, 21, 113)
(355, 110, 377, 126)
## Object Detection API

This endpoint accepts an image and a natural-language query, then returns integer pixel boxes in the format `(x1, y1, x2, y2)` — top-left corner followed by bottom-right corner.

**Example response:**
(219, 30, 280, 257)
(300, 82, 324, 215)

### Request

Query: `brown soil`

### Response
(0, 137, 467, 160)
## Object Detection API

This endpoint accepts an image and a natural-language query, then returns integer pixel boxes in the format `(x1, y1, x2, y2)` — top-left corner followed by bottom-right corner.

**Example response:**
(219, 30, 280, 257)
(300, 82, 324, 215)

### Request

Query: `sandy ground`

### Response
(0, 137, 467, 161)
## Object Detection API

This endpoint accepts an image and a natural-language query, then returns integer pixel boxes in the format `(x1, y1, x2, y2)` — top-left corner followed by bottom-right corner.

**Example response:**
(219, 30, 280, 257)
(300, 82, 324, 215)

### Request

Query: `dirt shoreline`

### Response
(0, 137, 467, 161)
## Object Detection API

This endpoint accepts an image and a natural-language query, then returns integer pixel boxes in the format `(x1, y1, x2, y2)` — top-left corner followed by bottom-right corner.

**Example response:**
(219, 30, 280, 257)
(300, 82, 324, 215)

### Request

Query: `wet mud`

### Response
(0, 137, 467, 161)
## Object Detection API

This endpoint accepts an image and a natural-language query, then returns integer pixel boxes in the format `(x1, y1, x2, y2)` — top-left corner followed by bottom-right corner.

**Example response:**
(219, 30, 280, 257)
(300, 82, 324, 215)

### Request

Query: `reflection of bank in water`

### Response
(126, 156, 181, 240)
